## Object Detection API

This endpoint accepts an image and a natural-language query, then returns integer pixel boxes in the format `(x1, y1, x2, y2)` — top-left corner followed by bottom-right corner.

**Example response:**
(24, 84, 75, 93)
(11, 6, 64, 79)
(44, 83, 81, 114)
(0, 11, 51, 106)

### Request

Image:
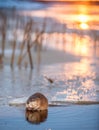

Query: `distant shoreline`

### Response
(32, 0, 99, 5)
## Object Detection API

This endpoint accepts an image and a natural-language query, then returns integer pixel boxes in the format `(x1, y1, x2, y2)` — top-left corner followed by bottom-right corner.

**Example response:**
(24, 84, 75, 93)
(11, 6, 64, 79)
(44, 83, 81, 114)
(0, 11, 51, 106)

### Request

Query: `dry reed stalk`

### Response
(26, 19, 33, 69)
(10, 38, 16, 68)
(18, 19, 33, 68)
(10, 16, 19, 68)
(62, 23, 66, 51)
(1, 14, 7, 57)
(0, 54, 3, 65)
(17, 20, 29, 66)
(27, 40, 33, 69)
(36, 17, 47, 65)
(37, 41, 41, 65)
(93, 33, 98, 58)
(19, 30, 43, 62)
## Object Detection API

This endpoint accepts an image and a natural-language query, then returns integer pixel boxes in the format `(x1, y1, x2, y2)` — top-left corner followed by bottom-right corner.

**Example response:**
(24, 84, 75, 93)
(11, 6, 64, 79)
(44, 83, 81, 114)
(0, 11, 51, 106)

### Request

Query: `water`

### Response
(0, 0, 99, 106)
(0, 1, 99, 58)
(0, 1, 99, 130)
(0, 59, 99, 106)
(0, 105, 99, 130)
(0, 59, 99, 129)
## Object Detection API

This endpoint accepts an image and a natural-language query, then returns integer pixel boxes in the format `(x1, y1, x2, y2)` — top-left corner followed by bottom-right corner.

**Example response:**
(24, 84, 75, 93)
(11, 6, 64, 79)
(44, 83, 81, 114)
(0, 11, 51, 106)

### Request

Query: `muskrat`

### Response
(26, 93, 48, 111)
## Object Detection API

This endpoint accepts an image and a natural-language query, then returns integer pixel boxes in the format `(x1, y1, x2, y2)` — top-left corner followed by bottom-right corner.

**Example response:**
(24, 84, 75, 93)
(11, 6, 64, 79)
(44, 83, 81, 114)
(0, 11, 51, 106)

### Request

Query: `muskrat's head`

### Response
(26, 97, 41, 111)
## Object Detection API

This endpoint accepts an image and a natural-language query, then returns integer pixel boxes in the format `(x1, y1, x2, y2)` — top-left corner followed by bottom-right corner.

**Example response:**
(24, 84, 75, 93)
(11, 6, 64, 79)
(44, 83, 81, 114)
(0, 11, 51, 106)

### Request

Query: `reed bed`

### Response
(0, 8, 99, 69)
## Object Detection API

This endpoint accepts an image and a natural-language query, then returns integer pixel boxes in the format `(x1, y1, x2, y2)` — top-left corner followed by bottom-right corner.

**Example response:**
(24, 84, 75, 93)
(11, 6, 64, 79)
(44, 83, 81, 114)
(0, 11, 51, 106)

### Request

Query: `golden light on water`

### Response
(81, 44, 88, 54)
(79, 23, 89, 29)
(17, 3, 99, 58)
(74, 42, 88, 56)
(72, 36, 91, 56)
(78, 5, 88, 14)
(77, 14, 89, 29)
(55, 61, 96, 102)
(75, 5, 90, 30)
(78, 15, 89, 23)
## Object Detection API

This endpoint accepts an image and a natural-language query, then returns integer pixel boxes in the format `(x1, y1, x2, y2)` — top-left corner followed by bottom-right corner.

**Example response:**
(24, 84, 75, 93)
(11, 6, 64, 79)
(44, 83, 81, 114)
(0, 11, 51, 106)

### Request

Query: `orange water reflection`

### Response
(20, 4, 99, 29)
(77, 14, 89, 23)
(45, 33, 93, 57)
(52, 61, 97, 102)
(79, 23, 89, 29)
(77, 14, 89, 29)
(9, 3, 99, 58)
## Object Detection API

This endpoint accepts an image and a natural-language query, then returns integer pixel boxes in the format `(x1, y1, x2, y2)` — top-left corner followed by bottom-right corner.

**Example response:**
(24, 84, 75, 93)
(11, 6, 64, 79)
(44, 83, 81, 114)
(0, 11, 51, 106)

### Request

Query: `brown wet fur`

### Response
(26, 93, 48, 111)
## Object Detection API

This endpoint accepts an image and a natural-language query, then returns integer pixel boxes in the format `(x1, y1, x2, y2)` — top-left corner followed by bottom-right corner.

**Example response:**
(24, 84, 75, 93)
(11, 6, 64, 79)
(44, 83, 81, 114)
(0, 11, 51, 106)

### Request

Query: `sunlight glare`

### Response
(77, 14, 89, 29)
(79, 23, 89, 29)
(78, 15, 89, 23)
(74, 40, 88, 56)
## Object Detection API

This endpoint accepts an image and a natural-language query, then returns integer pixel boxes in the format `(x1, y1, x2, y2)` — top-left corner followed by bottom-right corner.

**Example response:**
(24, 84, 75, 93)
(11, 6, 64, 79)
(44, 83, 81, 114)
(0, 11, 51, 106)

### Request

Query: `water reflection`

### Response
(1, 59, 99, 106)
(0, 3, 99, 66)
(79, 23, 89, 29)
(73, 36, 90, 56)
(25, 109, 48, 124)
(76, 13, 90, 30)
(51, 61, 97, 102)
(77, 14, 89, 23)
(0, 2, 99, 105)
